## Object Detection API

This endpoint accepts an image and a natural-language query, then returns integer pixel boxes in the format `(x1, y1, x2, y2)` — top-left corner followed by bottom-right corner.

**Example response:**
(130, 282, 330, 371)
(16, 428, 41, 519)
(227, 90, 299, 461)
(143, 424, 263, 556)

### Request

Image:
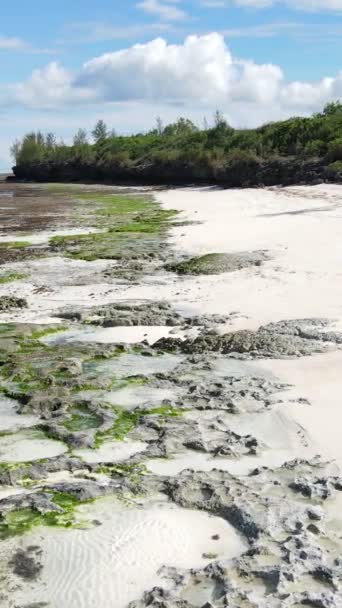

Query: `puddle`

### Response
(0, 396, 39, 432)
(0, 429, 67, 463)
(8, 497, 246, 608)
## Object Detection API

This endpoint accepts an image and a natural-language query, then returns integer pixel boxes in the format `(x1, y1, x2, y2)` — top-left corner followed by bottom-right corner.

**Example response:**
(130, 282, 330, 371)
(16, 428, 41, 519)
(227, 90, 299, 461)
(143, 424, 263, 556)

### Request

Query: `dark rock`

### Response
(0, 295, 27, 311)
(8, 548, 42, 581)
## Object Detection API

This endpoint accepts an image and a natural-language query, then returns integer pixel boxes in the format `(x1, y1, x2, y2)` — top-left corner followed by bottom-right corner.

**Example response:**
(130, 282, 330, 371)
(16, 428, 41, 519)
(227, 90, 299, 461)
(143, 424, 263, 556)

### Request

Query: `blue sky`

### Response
(0, 0, 342, 168)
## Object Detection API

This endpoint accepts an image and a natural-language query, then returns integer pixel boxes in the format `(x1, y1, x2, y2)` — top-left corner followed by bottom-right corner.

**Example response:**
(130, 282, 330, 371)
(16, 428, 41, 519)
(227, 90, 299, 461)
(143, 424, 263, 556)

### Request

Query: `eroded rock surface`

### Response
(166, 251, 269, 275)
(155, 318, 342, 358)
(0, 296, 27, 311)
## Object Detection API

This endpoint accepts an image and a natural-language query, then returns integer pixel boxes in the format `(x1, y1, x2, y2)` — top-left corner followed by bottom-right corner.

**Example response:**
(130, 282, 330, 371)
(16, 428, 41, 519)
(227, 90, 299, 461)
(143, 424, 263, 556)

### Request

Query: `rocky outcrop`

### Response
(11, 157, 342, 187)
(154, 318, 342, 358)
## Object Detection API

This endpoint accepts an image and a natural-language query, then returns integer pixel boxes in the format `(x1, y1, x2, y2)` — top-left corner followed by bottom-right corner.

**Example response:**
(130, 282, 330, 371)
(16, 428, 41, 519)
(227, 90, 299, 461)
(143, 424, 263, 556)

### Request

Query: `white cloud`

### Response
(60, 21, 172, 44)
(136, 0, 187, 21)
(0, 34, 55, 54)
(0, 36, 27, 50)
(202, 0, 342, 10)
(3, 33, 342, 125)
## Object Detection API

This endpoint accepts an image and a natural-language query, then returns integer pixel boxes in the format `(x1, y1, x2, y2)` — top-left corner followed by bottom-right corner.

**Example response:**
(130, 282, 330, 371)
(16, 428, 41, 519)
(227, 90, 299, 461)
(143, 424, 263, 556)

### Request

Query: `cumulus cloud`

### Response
(5, 33, 342, 123)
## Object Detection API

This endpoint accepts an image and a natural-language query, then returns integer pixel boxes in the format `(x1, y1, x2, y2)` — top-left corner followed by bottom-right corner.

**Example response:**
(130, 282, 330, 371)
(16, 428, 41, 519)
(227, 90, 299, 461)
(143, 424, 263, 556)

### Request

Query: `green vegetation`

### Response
(0, 491, 92, 539)
(29, 326, 68, 340)
(0, 241, 31, 249)
(95, 404, 183, 445)
(0, 272, 28, 284)
(77, 193, 152, 214)
(49, 194, 177, 261)
(167, 253, 234, 275)
(11, 103, 342, 175)
(327, 160, 342, 174)
(63, 405, 102, 432)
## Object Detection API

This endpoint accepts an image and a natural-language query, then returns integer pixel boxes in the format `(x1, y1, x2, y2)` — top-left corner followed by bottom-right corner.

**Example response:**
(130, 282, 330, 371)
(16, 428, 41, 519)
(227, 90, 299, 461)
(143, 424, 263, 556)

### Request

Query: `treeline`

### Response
(10, 103, 342, 186)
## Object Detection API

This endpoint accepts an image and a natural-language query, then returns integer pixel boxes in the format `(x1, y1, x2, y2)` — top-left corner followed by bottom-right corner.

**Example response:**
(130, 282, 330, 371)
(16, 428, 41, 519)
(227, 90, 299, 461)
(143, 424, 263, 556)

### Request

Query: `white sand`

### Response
(75, 440, 148, 464)
(43, 325, 198, 345)
(105, 384, 176, 408)
(146, 406, 317, 477)
(0, 227, 102, 245)
(0, 396, 38, 432)
(92, 353, 183, 378)
(11, 498, 246, 608)
(150, 185, 342, 467)
(0, 430, 67, 463)
(107, 185, 342, 332)
(258, 351, 342, 467)
(0, 487, 29, 501)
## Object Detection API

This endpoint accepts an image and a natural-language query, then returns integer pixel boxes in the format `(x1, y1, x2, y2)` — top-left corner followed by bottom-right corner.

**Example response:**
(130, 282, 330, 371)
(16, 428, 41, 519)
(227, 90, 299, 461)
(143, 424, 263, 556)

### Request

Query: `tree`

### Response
(36, 131, 45, 147)
(323, 101, 342, 116)
(10, 139, 21, 163)
(156, 116, 164, 136)
(92, 120, 108, 143)
(213, 110, 227, 129)
(46, 132, 57, 149)
(163, 117, 197, 137)
(73, 129, 88, 146)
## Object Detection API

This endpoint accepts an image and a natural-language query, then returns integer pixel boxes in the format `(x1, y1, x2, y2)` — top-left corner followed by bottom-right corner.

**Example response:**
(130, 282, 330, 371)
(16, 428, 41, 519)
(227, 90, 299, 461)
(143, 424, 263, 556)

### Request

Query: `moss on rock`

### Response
(167, 251, 268, 275)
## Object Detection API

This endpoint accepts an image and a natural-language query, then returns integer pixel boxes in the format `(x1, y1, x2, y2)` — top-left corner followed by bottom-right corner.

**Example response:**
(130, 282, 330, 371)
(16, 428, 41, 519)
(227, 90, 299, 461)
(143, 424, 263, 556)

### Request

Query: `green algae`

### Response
(30, 326, 69, 341)
(0, 491, 92, 540)
(0, 272, 28, 284)
(63, 405, 102, 432)
(95, 404, 184, 446)
(166, 253, 235, 275)
(77, 193, 153, 215)
(0, 241, 31, 249)
(48, 193, 178, 261)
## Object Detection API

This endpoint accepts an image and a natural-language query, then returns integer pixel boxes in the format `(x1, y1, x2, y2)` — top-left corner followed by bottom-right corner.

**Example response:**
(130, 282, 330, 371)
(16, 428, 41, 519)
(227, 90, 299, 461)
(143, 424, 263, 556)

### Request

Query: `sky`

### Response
(0, 0, 342, 169)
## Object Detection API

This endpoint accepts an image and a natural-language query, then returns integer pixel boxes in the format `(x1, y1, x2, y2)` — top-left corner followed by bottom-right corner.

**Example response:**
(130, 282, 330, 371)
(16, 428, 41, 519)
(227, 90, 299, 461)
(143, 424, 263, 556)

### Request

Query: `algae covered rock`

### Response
(166, 251, 268, 275)
(0, 296, 28, 311)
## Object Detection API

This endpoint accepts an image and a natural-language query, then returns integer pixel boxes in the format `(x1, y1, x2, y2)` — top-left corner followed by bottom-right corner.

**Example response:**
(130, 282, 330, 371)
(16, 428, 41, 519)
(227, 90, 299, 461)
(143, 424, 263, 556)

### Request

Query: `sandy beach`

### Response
(1, 182, 342, 608)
